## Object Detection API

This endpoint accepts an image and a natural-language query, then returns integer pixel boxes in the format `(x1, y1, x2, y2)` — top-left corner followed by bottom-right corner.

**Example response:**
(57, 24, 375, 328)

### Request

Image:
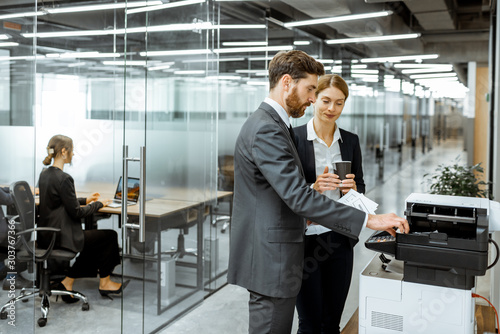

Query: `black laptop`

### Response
(107, 176, 140, 208)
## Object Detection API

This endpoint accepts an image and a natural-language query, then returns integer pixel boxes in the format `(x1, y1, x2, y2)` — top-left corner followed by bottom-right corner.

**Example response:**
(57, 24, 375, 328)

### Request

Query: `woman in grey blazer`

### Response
(294, 74, 363, 334)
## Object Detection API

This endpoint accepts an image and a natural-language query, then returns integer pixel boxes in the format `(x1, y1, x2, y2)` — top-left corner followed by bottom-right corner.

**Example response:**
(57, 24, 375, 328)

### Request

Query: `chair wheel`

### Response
(82, 303, 90, 311)
(0, 311, 7, 320)
(38, 318, 47, 327)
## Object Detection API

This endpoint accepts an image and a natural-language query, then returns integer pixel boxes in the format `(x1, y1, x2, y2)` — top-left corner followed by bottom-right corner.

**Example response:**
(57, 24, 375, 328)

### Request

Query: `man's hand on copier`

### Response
(367, 213, 410, 237)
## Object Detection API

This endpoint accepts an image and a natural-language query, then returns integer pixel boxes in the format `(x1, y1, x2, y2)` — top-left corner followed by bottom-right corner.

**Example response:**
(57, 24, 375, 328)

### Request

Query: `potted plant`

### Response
(423, 157, 492, 198)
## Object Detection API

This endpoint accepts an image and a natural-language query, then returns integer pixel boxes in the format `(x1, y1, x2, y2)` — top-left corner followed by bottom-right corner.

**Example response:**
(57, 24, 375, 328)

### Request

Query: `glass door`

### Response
(121, 1, 215, 333)
(0, 0, 219, 332)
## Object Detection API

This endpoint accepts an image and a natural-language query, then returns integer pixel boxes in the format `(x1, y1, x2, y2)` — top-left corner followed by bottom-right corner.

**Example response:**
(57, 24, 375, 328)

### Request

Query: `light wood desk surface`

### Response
(77, 182, 232, 202)
(27, 182, 232, 219)
(76, 186, 232, 218)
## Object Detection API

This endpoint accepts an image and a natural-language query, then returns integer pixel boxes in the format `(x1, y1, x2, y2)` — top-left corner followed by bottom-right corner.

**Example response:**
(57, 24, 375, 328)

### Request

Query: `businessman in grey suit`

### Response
(227, 50, 409, 333)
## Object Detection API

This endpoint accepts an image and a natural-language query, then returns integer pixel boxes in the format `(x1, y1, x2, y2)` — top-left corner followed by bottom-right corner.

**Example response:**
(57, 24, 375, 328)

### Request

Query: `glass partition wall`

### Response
(0, 1, 440, 333)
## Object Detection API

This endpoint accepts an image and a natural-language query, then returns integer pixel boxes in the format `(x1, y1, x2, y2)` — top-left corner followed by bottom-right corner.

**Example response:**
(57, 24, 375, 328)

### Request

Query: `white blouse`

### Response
(305, 118, 344, 235)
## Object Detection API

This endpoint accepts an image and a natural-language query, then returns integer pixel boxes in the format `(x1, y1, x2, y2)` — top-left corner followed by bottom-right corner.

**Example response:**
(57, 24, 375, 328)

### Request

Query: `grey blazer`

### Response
(227, 102, 366, 298)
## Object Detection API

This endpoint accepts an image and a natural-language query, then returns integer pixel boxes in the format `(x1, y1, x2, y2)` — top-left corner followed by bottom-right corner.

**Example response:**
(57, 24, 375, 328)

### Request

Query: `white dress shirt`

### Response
(264, 97, 290, 127)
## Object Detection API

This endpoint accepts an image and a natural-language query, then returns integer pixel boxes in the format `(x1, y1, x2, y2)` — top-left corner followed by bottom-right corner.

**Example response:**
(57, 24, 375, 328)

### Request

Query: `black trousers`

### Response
(68, 229, 120, 279)
(296, 231, 354, 334)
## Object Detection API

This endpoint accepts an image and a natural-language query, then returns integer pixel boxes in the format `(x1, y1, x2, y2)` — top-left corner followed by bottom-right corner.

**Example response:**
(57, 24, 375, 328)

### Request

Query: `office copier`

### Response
(359, 193, 500, 334)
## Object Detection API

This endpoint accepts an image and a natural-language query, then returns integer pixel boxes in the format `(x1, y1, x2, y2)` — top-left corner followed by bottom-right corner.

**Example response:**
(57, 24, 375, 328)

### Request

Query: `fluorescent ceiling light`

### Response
(219, 57, 246, 62)
(140, 49, 212, 57)
(134, 22, 213, 33)
(23, 22, 214, 38)
(416, 79, 459, 86)
(393, 63, 452, 69)
(410, 73, 457, 79)
(248, 56, 274, 61)
(174, 70, 206, 75)
(294, 41, 311, 46)
(360, 54, 439, 63)
(0, 55, 45, 61)
(351, 74, 378, 79)
(214, 45, 293, 54)
(351, 64, 367, 69)
(222, 41, 268, 46)
(46, 1, 162, 14)
(316, 59, 335, 64)
(0, 1, 162, 19)
(284, 11, 392, 28)
(147, 64, 174, 71)
(47, 52, 120, 59)
(24, 30, 112, 38)
(351, 69, 379, 74)
(416, 77, 458, 82)
(236, 69, 268, 75)
(402, 68, 452, 74)
(103, 60, 147, 66)
(127, 0, 205, 15)
(206, 75, 241, 80)
(217, 24, 266, 29)
(0, 34, 9, 40)
(0, 11, 46, 20)
(267, 17, 284, 27)
(326, 33, 420, 45)
(316, 59, 342, 64)
(68, 62, 86, 68)
(182, 57, 245, 63)
(0, 42, 18, 47)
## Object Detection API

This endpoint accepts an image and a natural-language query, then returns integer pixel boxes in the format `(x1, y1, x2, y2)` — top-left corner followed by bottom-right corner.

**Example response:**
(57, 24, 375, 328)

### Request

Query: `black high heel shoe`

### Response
(55, 282, 80, 304)
(98, 280, 130, 300)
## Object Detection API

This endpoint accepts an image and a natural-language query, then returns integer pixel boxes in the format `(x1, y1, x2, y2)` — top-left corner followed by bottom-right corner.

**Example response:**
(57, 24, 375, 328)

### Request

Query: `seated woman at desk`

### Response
(38, 134, 127, 302)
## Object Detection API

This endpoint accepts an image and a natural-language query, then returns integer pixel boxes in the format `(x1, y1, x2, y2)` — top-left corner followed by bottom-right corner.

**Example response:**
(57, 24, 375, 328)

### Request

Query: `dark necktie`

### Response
(288, 125, 296, 146)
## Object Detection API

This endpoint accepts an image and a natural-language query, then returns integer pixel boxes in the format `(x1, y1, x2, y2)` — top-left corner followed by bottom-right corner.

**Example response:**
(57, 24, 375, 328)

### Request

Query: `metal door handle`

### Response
(122, 145, 146, 242)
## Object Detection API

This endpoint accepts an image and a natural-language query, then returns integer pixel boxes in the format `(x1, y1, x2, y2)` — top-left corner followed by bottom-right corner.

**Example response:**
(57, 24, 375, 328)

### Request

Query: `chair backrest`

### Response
(9, 181, 36, 233)
(10, 180, 66, 264)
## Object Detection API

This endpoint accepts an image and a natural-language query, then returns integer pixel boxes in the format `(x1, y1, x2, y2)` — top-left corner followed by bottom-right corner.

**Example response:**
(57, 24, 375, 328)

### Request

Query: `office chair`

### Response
(0, 181, 89, 327)
(162, 207, 208, 259)
(211, 155, 233, 233)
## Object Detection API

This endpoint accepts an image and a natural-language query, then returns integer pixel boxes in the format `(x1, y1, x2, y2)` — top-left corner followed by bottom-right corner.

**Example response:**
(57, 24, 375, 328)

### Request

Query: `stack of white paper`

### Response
(337, 189, 378, 214)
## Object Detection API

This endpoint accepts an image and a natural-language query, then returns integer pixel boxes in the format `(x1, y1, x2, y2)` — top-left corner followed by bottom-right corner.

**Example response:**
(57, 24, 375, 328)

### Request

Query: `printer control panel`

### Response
(367, 231, 395, 243)
(365, 231, 396, 256)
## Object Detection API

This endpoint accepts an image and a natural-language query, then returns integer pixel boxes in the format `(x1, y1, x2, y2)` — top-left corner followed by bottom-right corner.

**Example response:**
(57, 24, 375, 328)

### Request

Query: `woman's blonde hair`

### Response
(315, 74, 349, 100)
(43, 135, 73, 166)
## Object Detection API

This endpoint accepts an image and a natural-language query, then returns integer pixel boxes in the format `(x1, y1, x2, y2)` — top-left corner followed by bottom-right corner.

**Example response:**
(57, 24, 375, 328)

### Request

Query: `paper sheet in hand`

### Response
(337, 190, 378, 214)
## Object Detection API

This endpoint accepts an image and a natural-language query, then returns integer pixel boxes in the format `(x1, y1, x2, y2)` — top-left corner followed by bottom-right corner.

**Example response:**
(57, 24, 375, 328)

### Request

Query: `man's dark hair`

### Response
(268, 50, 325, 89)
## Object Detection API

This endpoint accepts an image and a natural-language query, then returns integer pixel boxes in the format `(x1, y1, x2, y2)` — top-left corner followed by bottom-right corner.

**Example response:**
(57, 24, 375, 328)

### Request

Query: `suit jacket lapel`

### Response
(260, 103, 304, 176)
(339, 129, 350, 161)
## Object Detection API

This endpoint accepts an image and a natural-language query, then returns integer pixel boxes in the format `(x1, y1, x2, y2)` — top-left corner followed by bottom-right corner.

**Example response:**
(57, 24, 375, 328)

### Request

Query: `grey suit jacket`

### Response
(227, 102, 366, 298)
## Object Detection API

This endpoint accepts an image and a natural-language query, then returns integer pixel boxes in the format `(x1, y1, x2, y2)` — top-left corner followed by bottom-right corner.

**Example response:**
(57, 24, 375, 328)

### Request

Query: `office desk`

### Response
(32, 184, 232, 315)
(83, 189, 232, 315)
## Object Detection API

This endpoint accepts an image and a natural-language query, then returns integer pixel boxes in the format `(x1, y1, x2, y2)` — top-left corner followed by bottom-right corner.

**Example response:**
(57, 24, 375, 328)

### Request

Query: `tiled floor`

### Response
(161, 138, 490, 334)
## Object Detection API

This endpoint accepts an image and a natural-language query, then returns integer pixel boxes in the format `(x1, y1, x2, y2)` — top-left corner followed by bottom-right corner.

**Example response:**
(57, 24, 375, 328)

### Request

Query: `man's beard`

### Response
(286, 86, 310, 118)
